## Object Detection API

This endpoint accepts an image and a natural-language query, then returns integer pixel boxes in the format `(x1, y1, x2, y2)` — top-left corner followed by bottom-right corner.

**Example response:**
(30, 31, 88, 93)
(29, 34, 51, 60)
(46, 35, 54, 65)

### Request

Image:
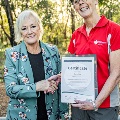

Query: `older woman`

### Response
(4, 9, 68, 120)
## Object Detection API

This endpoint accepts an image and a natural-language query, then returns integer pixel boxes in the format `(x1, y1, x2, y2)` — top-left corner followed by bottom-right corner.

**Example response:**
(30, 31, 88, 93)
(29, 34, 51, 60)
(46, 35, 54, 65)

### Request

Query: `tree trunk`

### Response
(4, 0, 16, 46)
(71, 7, 75, 33)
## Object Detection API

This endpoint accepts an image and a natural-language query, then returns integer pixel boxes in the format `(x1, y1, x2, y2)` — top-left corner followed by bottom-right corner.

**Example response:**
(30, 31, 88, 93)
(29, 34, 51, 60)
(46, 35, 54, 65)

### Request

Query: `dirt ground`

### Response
(0, 82, 9, 117)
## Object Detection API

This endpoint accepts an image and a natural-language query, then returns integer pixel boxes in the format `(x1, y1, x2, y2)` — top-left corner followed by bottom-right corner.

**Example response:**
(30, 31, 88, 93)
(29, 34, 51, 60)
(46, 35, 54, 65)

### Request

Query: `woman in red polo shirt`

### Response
(68, 0, 120, 120)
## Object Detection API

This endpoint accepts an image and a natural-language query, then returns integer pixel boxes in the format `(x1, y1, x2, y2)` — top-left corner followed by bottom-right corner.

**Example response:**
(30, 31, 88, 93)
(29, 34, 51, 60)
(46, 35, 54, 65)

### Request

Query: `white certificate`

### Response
(61, 55, 97, 103)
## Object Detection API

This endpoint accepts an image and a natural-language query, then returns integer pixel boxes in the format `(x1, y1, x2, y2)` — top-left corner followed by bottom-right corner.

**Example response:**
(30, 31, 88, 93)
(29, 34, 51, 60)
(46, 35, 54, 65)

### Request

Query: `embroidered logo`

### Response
(94, 40, 107, 45)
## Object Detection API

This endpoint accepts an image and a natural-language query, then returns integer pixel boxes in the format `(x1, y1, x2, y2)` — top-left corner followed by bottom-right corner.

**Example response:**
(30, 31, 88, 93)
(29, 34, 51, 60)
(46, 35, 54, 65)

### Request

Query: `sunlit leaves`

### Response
(1, 0, 120, 53)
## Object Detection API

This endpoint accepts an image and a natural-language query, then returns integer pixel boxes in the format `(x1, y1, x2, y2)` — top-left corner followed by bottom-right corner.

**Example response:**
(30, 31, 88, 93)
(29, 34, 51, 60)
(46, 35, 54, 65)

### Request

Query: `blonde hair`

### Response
(15, 9, 43, 43)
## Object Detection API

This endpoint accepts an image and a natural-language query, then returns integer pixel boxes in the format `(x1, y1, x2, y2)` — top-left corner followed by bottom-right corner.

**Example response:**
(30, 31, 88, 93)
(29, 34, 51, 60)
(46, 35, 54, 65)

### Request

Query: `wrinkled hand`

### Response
(43, 74, 61, 94)
(72, 100, 94, 110)
(47, 74, 61, 86)
(36, 80, 58, 93)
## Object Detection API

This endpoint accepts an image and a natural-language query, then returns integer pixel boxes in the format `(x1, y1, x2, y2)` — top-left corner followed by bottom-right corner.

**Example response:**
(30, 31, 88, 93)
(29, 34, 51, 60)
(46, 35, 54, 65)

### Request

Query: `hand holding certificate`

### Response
(61, 55, 98, 103)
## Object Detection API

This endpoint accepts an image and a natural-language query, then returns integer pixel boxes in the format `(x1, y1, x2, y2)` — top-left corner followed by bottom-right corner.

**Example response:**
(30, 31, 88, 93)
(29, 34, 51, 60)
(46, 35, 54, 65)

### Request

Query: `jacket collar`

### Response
(20, 41, 54, 83)
(20, 41, 34, 83)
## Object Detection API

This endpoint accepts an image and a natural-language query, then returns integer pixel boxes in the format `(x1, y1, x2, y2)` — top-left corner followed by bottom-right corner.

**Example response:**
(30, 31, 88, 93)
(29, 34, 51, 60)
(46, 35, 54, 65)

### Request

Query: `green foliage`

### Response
(0, 0, 120, 53)
(0, 0, 72, 54)
(99, 0, 120, 22)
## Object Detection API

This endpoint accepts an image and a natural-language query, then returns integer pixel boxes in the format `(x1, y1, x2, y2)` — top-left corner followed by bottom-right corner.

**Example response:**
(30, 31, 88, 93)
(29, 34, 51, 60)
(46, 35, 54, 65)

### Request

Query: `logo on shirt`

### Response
(94, 40, 107, 45)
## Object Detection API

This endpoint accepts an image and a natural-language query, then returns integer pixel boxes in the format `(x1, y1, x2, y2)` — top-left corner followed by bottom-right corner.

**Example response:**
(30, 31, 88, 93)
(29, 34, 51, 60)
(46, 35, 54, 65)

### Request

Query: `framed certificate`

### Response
(61, 54, 98, 103)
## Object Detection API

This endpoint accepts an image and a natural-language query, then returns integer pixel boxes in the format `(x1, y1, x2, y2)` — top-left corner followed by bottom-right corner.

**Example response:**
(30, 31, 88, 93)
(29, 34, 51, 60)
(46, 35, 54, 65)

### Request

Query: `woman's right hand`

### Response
(36, 80, 58, 92)
(47, 74, 61, 86)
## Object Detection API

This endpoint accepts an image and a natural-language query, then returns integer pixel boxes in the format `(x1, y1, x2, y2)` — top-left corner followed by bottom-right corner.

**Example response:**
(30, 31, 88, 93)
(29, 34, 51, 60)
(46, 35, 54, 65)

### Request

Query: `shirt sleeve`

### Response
(109, 22, 120, 52)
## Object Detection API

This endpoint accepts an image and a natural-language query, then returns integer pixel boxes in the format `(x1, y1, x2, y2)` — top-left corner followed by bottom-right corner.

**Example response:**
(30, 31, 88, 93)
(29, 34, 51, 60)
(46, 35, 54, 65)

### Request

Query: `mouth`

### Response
(80, 6, 89, 12)
(27, 35, 35, 38)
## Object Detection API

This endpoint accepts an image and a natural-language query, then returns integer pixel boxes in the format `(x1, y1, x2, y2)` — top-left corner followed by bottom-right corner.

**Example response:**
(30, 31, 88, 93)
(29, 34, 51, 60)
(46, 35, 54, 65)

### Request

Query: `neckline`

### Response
(27, 51, 42, 55)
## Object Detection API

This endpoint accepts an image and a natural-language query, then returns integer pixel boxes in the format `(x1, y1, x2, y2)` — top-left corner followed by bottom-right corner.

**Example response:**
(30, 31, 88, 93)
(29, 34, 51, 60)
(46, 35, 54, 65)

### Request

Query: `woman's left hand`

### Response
(72, 100, 94, 110)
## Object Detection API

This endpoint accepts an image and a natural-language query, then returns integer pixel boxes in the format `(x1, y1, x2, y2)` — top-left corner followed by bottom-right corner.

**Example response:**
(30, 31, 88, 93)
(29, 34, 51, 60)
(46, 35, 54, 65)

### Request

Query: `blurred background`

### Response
(0, 0, 120, 117)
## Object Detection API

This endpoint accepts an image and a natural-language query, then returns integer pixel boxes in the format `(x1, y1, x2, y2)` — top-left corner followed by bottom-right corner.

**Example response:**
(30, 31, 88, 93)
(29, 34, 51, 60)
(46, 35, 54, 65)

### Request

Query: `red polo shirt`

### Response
(68, 16, 120, 108)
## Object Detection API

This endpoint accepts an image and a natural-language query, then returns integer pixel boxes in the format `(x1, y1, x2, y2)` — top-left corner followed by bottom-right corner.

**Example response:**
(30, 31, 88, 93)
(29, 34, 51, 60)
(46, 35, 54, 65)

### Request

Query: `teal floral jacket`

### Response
(4, 41, 68, 120)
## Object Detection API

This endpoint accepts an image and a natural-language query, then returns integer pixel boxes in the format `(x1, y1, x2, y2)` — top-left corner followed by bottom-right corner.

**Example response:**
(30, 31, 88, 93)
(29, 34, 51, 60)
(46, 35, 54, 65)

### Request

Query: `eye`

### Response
(31, 25, 36, 28)
(21, 27, 27, 31)
(74, 0, 79, 4)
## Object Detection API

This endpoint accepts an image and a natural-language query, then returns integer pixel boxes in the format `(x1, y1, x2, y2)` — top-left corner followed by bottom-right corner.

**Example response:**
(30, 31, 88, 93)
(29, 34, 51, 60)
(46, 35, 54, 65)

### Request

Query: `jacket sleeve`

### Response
(55, 46, 69, 119)
(4, 49, 37, 99)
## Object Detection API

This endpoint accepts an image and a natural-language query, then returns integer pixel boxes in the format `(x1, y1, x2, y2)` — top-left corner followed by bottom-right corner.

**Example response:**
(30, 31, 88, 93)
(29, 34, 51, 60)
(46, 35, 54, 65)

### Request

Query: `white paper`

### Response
(61, 55, 97, 103)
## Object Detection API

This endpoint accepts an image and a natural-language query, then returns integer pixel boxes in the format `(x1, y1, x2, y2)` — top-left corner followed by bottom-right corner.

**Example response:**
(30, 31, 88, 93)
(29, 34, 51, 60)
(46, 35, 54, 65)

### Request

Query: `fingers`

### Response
(49, 82, 58, 90)
(72, 103, 80, 108)
(47, 74, 61, 83)
(57, 73, 61, 78)
(49, 80, 58, 89)
(49, 79, 56, 84)
(72, 103, 86, 110)
(74, 100, 81, 103)
(48, 75, 58, 81)
(47, 74, 61, 87)
(49, 80, 58, 90)
(55, 74, 61, 85)
(44, 80, 58, 94)
(72, 100, 94, 110)
(37, 74, 61, 94)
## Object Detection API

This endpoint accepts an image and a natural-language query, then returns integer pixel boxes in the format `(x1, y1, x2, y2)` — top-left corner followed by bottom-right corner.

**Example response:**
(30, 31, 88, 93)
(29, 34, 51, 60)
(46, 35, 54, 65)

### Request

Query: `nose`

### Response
(78, 0, 85, 6)
(27, 27, 32, 34)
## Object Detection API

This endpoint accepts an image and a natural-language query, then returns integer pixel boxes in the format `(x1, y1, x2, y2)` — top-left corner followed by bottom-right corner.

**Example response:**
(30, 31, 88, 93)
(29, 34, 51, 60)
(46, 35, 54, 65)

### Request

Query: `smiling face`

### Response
(20, 15, 40, 45)
(73, 0, 98, 19)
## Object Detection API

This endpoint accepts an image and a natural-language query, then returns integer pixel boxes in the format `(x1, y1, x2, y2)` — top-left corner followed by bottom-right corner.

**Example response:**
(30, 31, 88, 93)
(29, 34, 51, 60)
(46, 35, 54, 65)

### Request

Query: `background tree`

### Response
(0, 0, 73, 53)
(2, 0, 15, 46)
(1, 0, 119, 51)
(0, 0, 120, 54)
(99, 0, 120, 23)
